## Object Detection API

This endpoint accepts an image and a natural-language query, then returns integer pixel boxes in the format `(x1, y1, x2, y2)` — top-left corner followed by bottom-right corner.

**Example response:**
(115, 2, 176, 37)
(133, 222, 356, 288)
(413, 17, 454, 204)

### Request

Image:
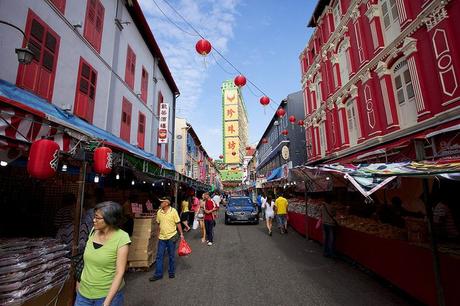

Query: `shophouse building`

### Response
(300, 0, 460, 164)
(174, 118, 221, 189)
(255, 91, 307, 184)
(0, 0, 179, 164)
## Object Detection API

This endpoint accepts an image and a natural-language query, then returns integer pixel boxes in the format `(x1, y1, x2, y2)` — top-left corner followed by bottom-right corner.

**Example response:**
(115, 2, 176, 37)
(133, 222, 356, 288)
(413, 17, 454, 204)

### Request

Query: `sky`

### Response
(139, 0, 317, 159)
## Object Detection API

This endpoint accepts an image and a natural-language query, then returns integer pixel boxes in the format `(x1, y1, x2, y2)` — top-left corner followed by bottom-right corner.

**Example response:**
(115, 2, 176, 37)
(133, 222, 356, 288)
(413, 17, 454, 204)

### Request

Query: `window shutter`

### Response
(138, 112, 145, 149)
(125, 46, 135, 89)
(121, 98, 132, 142)
(50, 0, 66, 14)
(16, 10, 59, 102)
(83, 0, 103, 52)
(74, 58, 97, 123)
(141, 67, 148, 103)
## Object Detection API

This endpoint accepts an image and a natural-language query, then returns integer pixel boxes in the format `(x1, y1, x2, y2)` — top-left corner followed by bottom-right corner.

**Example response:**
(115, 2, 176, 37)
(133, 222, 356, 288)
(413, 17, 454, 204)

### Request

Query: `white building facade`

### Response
(0, 0, 179, 163)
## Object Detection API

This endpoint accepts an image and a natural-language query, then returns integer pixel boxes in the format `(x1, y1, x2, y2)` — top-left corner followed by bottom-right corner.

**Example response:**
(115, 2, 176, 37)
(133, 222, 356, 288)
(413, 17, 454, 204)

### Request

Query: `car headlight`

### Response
(251, 211, 258, 215)
(227, 211, 234, 216)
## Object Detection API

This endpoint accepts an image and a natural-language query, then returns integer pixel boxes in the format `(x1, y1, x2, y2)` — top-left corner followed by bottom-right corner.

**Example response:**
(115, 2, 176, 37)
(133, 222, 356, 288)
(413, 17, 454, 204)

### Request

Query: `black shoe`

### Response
(285, 229, 288, 234)
(269, 231, 272, 236)
(169, 274, 175, 279)
(149, 276, 162, 282)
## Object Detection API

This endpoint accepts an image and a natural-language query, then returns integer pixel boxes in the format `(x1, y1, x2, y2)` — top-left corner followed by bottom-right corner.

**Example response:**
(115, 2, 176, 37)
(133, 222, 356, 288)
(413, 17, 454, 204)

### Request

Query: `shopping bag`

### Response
(178, 238, 192, 256)
(192, 219, 199, 230)
(315, 218, 322, 229)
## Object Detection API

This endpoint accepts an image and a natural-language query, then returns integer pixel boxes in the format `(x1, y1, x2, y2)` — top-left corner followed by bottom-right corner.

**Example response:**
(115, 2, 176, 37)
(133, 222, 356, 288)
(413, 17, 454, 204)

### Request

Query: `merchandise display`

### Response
(287, 197, 306, 214)
(337, 215, 407, 240)
(0, 238, 71, 306)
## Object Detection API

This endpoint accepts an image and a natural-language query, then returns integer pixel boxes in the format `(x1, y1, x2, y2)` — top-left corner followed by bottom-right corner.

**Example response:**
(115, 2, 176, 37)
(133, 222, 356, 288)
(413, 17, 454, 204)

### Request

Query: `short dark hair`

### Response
(95, 201, 123, 228)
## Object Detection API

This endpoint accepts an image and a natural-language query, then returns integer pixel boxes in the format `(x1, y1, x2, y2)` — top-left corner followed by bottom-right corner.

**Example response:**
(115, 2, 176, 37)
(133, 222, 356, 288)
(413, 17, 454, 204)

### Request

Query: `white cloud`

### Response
(139, 0, 239, 116)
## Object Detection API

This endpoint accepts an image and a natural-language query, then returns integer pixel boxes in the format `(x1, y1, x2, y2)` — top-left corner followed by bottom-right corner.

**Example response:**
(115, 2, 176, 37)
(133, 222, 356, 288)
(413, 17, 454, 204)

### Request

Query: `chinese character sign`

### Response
(224, 105, 238, 120)
(158, 103, 169, 144)
(225, 137, 240, 163)
(224, 121, 239, 137)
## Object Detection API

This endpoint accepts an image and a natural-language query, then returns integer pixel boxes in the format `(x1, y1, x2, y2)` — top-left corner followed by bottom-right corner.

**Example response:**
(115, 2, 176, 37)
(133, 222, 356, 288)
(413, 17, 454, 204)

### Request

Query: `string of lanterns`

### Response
(27, 139, 113, 180)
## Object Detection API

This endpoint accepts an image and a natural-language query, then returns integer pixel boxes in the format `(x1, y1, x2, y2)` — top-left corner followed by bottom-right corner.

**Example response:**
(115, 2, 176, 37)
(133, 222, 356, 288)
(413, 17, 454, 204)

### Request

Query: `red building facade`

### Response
(300, 0, 460, 164)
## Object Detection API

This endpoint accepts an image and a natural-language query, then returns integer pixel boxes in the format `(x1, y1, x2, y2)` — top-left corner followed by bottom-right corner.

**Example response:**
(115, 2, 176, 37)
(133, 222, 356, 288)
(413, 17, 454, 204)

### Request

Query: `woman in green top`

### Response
(75, 201, 131, 306)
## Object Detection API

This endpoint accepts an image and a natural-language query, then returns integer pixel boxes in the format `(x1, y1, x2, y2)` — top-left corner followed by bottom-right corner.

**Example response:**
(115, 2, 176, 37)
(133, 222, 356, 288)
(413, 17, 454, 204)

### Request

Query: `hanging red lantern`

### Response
(276, 108, 286, 118)
(219, 155, 224, 159)
(27, 139, 60, 179)
(289, 115, 296, 124)
(93, 146, 113, 175)
(259, 96, 270, 106)
(234, 75, 247, 87)
(297, 119, 305, 127)
(195, 39, 212, 56)
(232, 152, 236, 156)
(281, 129, 289, 136)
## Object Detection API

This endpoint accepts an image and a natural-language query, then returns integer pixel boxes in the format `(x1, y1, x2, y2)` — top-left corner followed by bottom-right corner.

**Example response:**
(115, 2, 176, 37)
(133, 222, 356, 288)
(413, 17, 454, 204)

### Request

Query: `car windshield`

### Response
(228, 198, 253, 207)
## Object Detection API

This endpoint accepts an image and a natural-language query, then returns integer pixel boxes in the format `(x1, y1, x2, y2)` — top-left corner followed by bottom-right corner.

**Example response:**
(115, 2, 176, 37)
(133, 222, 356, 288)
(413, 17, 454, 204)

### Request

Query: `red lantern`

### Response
(281, 129, 289, 136)
(232, 152, 236, 156)
(234, 75, 247, 87)
(195, 39, 212, 56)
(219, 155, 224, 159)
(93, 146, 113, 175)
(276, 108, 286, 118)
(259, 96, 270, 106)
(297, 119, 305, 126)
(27, 139, 60, 179)
(262, 138, 268, 144)
(289, 115, 296, 124)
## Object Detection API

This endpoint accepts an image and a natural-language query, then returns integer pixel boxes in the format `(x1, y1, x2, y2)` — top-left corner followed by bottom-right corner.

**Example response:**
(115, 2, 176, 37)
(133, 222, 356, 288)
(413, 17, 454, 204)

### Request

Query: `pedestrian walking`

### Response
(274, 193, 289, 234)
(149, 197, 184, 281)
(203, 192, 217, 246)
(180, 197, 191, 232)
(256, 193, 263, 220)
(262, 196, 275, 236)
(196, 195, 206, 242)
(75, 201, 131, 306)
(321, 195, 338, 257)
(261, 193, 267, 221)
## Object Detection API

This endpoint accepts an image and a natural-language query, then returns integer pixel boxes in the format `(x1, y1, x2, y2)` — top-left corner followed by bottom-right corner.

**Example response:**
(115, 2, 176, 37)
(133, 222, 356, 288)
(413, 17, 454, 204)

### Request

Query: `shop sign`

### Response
(432, 132, 460, 158)
(158, 103, 169, 144)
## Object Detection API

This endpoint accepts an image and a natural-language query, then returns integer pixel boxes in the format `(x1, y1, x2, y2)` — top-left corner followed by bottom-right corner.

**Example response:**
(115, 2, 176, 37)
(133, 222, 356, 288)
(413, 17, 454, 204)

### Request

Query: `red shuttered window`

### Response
(16, 10, 60, 102)
(157, 91, 163, 115)
(165, 143, 168, 162)
(83, 0, 104, 53)
(74, 57, 97, 123)
(141, 67, 148, 103)
(120, 98, 132, 142)
(50, 0, 66, 14)
(125, 45, 136, 89)
(137, 112, 145, 149)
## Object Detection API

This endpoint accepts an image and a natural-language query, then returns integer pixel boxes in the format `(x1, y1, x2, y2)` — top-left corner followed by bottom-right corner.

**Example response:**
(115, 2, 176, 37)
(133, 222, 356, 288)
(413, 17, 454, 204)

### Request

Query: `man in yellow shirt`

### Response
(274, 193, 289, 234)
(149, 197, 184, 281)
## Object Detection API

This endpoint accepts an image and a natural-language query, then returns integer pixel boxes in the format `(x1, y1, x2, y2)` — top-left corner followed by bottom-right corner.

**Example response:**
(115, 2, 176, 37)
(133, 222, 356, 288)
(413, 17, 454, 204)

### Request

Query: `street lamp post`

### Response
(0, 20, 34, 64)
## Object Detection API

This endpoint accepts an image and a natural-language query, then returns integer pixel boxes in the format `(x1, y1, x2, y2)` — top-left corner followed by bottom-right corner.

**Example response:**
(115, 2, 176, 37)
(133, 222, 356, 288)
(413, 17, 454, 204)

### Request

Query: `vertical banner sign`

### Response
(158, 103, 169, 144)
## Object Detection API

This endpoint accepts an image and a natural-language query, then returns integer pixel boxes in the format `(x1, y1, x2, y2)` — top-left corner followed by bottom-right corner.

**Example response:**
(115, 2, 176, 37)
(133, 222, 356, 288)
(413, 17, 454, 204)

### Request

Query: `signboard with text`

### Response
(158, 103, 169, 144)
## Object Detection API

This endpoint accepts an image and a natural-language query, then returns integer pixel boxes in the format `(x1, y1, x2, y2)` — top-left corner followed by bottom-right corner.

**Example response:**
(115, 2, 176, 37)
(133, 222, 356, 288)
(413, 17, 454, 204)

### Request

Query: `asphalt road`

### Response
(125, 211, 419, 306)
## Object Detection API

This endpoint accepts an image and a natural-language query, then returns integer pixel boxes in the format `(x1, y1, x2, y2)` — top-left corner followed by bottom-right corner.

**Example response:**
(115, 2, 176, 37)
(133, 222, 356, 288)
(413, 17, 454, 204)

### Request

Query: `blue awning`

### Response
(266, 167, 282, 181)
(0, 79, 175, 170)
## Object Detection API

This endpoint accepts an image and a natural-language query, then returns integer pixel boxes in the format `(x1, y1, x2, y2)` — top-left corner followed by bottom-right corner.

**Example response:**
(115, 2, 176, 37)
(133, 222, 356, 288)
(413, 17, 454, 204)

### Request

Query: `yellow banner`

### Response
(224, 89, 238, 105)
(225, 137, 240, 163)
(224, 121, 239, 137)
(224, 105, 238, 121)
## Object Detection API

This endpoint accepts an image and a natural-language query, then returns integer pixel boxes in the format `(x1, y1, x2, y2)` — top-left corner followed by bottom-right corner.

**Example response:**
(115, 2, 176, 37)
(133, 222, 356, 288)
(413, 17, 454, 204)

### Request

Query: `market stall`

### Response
(298, 161, 460, 306)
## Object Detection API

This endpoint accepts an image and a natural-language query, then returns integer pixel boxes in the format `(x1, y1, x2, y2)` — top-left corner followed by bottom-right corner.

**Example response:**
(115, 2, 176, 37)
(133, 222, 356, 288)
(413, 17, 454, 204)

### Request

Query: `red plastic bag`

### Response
(315, 218, 322, 229)
(178, 238, 192, 256)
